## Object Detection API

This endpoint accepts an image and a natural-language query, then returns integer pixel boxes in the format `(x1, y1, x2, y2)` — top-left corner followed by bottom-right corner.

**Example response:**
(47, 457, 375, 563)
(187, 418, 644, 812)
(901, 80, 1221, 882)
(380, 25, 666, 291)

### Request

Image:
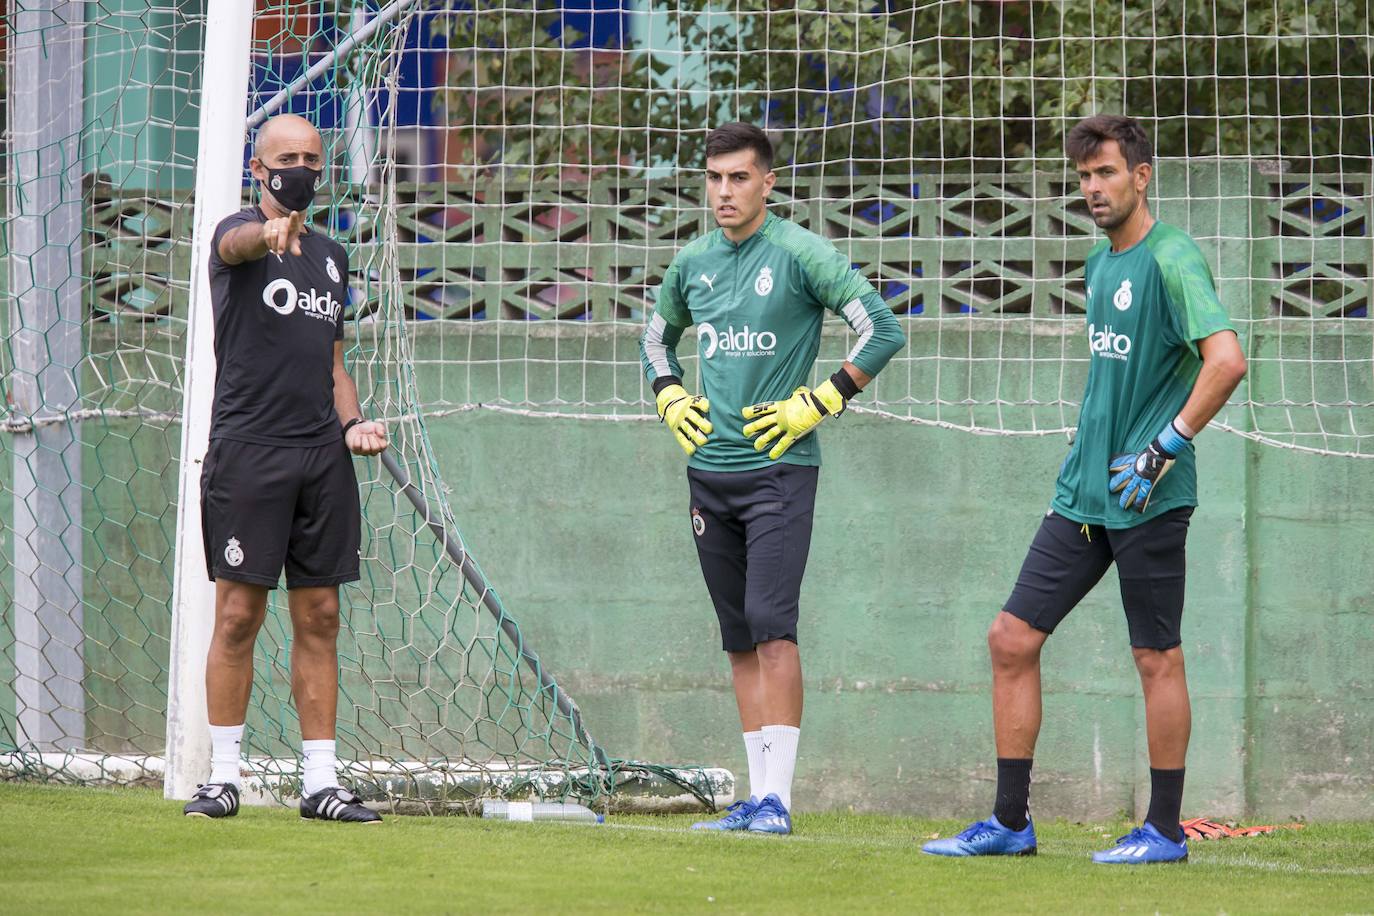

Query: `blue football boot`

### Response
(922, 814, 1037, 857)
(746, 793, 792, 835)
(691, 796, 758, 831)
(1092, 822, 1188, 864)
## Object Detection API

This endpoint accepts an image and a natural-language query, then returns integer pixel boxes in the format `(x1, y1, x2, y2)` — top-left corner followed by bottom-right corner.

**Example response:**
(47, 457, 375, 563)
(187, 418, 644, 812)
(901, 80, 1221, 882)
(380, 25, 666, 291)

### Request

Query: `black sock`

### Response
(1145, 767, 1186, 842)
(993, 758, 1033, 831)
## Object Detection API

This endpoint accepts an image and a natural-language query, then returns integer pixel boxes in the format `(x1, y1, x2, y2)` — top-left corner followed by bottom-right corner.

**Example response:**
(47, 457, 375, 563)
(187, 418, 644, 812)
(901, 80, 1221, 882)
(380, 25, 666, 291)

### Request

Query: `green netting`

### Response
(0, 1, 719, 813)
(3, 0, 1374, 813)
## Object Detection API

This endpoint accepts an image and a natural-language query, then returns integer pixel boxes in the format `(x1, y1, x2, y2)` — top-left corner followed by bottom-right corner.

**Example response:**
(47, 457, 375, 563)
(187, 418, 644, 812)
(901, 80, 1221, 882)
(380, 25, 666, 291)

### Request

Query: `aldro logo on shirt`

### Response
(262, 277, 342, 324)
(1088, 323, 1132, 361)
(697, 322, 777, 359)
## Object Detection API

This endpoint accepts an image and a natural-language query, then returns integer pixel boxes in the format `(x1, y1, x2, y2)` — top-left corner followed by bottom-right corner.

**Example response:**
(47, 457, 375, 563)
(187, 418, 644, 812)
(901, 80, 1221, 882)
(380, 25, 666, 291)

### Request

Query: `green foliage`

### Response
(433, 0, 1373, 175)
(433, 3, 705, 176)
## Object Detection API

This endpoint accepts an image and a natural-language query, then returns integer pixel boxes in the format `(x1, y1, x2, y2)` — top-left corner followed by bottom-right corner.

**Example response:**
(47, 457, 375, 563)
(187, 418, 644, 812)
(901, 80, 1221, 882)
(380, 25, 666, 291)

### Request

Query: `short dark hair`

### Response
(705, 122, 774, 172)
(1066, 115, 1152, 170)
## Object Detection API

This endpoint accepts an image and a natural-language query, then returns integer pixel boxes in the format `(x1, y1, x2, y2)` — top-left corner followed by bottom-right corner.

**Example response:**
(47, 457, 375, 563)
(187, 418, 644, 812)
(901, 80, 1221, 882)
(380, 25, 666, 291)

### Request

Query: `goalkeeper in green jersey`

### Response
(923, 115, 1247, 865)
(639, 122, 904, 835)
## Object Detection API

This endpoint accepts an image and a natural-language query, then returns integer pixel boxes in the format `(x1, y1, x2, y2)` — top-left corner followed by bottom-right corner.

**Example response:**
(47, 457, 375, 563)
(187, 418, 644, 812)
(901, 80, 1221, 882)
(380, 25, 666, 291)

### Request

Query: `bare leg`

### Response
(728, 650, 765, 732)
(205, 580, 269, 725)
(988, 611, 1049, 758)
(287, 586, 341, 740)
(1134, 646, 1190, 768)
(755, 639, 802, 727)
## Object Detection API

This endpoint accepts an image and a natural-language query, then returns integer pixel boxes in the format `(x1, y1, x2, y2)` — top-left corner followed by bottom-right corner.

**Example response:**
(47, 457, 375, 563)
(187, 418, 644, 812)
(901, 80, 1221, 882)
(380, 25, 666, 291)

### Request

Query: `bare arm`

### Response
(840, 362, 872, 391)
(333, 340, 388, 455)
(218, 210, 305, 265)
(1175, 330, 1247, 437)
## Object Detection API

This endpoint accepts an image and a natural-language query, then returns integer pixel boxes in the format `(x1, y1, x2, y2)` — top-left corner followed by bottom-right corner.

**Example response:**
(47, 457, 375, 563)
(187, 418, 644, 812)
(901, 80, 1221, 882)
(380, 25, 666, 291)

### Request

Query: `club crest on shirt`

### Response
(1113, 278, 1133, 311)
(326, 256, 340, 284)
(225, 536, 244, 567)
(754, 266, 774, 296)
(691, 507, 706, 537)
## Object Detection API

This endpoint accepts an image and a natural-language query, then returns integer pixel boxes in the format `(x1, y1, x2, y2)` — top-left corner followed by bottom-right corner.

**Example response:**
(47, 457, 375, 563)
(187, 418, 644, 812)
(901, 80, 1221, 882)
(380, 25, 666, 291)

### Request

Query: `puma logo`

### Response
(700, 273, 717, 291)
(762, 742, 772, 752)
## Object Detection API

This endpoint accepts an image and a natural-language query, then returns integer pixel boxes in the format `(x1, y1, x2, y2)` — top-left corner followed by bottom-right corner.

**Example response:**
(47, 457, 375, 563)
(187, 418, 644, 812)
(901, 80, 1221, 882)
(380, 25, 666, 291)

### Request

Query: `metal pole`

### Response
(7, 0, 86, 750)
(343, 1, 379, 187)
(246, 0, 420, 130)
(165, 0, 254, 801)
(379, 450, 611, 769)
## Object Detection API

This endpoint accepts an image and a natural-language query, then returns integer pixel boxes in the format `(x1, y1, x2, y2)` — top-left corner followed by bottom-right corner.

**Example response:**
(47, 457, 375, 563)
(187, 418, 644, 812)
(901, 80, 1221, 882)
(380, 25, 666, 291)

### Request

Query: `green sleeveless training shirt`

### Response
(1052, 221, 1236, 529)
(640, 211, 904, 472)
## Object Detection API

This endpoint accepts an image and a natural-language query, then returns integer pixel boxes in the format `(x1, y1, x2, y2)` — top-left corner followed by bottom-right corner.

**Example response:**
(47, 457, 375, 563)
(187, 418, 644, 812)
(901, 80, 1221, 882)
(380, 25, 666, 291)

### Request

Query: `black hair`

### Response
(1066, 115, 1153, 170)
(705, 122, 774, 172)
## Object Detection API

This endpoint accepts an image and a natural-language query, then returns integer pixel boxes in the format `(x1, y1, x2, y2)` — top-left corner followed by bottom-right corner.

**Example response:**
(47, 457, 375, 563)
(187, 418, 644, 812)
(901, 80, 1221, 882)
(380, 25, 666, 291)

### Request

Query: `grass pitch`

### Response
(3, 784, 1371, 914)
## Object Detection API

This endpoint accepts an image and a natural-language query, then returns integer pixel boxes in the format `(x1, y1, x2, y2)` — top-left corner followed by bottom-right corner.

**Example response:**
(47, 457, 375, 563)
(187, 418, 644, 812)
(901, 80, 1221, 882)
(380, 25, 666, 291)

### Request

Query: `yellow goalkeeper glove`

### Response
(741, 379, 846, 460)
(655, 383, 712, 456)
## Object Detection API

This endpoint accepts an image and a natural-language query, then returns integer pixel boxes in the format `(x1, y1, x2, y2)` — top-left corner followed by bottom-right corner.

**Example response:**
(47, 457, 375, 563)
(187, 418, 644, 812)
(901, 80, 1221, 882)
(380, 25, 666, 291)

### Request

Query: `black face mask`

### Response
(263, 165, 323, 212)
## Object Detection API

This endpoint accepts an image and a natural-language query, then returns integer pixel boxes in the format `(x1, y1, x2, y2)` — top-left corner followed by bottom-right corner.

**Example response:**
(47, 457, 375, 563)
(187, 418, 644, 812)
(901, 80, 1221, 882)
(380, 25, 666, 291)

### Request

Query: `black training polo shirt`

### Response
(207, 206, 350, 447)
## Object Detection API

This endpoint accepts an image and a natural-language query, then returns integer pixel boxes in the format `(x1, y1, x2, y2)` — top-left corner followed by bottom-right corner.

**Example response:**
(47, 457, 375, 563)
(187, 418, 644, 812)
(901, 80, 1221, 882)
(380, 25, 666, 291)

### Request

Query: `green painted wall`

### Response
(371, 322, 1371, 820)
(84, 1, 203, 192)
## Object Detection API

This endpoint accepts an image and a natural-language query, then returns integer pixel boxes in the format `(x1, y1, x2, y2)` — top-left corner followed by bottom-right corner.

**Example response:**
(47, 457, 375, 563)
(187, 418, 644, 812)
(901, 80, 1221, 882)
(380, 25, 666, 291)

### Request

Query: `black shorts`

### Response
(1004, 507, 1194, 650)
(201, 437, 361, 590)
(687, 464, 818, 653)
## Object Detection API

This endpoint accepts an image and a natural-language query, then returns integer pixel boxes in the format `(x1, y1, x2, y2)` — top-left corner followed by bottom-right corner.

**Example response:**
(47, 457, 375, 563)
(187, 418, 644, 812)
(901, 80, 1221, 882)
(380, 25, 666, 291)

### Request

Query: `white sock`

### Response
(743, 731, 767, 801)
(760, 724, 800, 811)
(301, 739, 339, 796)
(208, 723, 244, 787)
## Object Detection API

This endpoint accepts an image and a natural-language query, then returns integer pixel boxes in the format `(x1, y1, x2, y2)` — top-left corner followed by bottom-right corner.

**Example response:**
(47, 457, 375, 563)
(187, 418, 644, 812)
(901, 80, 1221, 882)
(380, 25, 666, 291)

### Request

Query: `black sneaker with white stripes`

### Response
(183, 782, 239, 819)
(300, 786, 382, 824)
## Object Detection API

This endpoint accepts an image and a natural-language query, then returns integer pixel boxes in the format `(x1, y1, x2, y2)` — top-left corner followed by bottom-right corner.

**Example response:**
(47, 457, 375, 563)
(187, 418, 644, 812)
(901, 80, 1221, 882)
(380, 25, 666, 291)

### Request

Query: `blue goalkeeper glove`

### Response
(1109, 420, 1191, 513)
(741, 378, 847, 460)
(655, 382, 712, 456)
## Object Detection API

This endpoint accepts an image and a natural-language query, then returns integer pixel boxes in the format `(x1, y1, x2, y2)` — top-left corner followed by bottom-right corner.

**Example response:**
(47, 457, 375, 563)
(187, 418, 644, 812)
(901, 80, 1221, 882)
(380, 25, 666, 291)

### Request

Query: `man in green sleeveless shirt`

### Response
(639, 123, 904, 835)
(923, 115, 1247, 864)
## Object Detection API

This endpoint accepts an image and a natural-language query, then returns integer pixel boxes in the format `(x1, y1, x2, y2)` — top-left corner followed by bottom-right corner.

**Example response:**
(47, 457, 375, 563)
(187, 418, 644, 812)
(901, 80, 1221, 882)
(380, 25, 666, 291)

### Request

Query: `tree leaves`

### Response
(430, 0, 1373, 176)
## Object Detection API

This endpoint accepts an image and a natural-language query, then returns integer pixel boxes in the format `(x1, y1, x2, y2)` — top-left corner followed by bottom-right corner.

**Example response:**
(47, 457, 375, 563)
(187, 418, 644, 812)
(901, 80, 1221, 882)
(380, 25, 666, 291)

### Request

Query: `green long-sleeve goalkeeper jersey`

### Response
(640, 211, 905, 472)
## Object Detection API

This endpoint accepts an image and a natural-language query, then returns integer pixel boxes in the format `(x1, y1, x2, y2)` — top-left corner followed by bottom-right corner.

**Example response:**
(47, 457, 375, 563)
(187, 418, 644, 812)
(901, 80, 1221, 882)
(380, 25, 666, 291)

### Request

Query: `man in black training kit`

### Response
(923, 115, 1246, 863)
(183, 114, 389, 822)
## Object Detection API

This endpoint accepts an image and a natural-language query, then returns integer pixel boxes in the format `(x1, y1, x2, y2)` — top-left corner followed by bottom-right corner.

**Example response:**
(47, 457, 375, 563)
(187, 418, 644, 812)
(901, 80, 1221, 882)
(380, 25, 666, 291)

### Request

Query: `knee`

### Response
(987, 614, 1041, 671)
(754, 638, 796, 666)
(1133, 646, 1185, 682)
(294, 594, 341, 641)
(215, 599, 264, 649)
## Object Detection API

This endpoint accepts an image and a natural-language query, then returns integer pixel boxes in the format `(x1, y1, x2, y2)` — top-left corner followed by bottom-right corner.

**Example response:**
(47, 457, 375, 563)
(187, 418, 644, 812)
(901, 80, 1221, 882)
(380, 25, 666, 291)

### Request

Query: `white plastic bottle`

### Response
(481, 800, 604, 823)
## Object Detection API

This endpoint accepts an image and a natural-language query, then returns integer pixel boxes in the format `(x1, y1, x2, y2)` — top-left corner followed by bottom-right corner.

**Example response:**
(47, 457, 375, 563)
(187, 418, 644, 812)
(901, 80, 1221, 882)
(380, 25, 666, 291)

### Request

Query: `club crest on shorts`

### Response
(1113, 278, 1133, 311)
(691, 507, 706, 537)
(224, 536, 244, 568)
(326, 256, 340, 283)
(754, 266, 774, 297)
